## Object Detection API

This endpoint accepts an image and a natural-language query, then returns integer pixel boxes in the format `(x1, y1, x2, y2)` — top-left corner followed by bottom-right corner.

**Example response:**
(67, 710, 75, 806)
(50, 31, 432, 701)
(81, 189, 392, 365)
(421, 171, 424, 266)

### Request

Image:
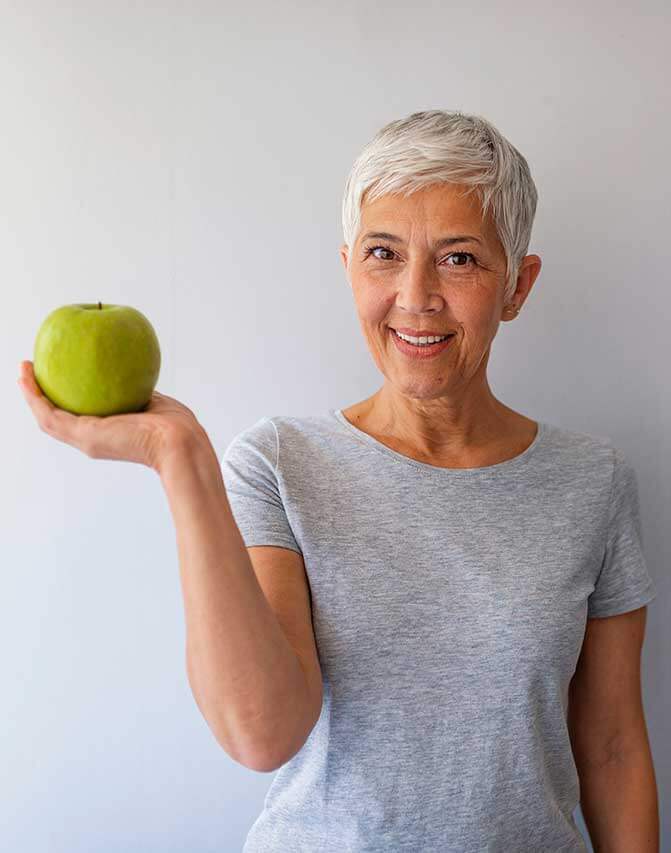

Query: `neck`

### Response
(364, 384, 524, 460)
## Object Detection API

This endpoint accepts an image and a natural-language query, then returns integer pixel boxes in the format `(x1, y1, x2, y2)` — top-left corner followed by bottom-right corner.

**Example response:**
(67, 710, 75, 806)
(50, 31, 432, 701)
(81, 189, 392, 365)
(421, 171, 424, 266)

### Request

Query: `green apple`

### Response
(33, 302, 161, 416)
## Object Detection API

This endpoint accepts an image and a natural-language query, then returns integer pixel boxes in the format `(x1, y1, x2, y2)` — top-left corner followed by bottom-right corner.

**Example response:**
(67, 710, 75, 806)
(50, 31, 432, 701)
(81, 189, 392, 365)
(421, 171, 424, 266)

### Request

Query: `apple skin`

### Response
(33, 303, 161, 416)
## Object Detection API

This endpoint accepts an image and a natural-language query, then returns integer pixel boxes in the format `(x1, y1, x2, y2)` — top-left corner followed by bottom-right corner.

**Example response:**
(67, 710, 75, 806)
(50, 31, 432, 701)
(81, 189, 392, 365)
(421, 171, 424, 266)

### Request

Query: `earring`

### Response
(507, 303, 520, 316)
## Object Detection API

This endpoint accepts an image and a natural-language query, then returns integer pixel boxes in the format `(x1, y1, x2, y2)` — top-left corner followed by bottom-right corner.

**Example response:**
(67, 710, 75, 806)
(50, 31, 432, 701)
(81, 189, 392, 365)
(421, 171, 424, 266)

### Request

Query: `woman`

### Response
(18, 110, 658, 852)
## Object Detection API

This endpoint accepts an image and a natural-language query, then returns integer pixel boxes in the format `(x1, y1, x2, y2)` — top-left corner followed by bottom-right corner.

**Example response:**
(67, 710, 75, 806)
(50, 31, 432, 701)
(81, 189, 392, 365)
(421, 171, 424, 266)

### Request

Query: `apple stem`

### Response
(98, 301, 102, 310)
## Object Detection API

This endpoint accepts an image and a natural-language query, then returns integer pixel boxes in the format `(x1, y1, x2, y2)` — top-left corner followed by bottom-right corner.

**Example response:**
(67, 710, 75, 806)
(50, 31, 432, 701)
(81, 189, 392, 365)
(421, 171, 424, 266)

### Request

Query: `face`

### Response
(339, 182, 541, 403)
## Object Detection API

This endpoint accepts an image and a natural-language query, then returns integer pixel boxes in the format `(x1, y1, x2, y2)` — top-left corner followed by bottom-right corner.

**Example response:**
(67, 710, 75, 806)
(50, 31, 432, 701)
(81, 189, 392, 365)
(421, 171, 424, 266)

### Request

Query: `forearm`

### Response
(158, 433, 311, 771)
(578, 740, 659, 852)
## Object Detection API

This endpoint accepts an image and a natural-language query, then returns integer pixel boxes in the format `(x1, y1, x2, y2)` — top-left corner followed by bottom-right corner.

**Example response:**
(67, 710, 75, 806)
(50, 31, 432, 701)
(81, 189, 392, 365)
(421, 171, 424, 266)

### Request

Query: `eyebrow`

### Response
(360, 230, 483, 248)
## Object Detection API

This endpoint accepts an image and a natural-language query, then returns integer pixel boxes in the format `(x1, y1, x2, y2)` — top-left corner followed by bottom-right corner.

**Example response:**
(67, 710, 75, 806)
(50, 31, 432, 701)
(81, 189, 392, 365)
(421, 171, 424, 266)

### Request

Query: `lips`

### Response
(391, 326, 456, 337)
(389, 327, 455, 358)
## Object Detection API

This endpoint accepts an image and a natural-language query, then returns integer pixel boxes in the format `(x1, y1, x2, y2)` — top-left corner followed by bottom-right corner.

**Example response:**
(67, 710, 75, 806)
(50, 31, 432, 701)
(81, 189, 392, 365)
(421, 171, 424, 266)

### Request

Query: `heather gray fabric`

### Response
(220, 410, 657, 853)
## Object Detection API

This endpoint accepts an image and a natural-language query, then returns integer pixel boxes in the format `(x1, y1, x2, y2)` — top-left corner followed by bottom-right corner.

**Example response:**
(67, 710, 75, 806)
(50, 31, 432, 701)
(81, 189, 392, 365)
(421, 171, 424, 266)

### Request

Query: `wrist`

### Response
(156, 429, 221, 483)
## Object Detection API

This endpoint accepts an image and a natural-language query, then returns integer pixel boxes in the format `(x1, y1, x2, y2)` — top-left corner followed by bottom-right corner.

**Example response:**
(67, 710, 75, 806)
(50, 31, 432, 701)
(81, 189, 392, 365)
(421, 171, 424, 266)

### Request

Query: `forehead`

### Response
(359, 182, 491, 238)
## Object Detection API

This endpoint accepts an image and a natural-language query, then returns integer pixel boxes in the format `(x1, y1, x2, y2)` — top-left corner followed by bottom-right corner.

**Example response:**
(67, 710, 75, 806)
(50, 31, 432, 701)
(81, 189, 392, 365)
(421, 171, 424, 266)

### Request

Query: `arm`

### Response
(158, 432, 315, 772)
(569, 607, 659, 851)
(576, 733, 659, 852)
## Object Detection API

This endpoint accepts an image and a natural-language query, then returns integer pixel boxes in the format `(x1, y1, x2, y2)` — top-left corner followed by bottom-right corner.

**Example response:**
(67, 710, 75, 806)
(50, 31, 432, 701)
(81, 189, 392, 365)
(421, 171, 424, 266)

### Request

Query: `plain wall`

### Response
(2, 1, 668, 850)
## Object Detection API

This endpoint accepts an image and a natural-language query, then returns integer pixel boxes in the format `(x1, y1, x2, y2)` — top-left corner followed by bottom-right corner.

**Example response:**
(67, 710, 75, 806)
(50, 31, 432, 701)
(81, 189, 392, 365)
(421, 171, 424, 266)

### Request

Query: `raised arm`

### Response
(159, 434, 319, 771)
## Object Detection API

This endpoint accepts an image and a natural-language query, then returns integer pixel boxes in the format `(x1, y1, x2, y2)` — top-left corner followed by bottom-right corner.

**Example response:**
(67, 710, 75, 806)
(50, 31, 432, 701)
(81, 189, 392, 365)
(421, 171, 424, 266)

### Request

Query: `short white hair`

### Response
(341, 110, 538, 305)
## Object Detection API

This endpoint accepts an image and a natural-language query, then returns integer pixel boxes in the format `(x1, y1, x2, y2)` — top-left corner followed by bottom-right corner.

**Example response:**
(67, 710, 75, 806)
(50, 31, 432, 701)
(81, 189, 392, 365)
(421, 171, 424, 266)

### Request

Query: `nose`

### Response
(395, 257, 443, 316)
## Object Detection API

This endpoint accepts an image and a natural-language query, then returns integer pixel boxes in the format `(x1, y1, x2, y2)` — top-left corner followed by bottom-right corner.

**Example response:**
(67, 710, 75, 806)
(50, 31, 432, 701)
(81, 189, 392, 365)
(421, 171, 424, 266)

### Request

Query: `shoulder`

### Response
(270, 412, 337, 437)
(540, 420, 622, 473)
(223, 416, 277, 464)
(528, 421, 639, 510)
(223, 412, 340, 471)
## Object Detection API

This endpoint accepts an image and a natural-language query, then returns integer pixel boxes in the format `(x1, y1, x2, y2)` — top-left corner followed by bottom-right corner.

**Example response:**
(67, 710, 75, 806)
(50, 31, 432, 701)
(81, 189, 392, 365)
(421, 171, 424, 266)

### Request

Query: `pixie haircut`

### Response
(341, 109, 539, 305)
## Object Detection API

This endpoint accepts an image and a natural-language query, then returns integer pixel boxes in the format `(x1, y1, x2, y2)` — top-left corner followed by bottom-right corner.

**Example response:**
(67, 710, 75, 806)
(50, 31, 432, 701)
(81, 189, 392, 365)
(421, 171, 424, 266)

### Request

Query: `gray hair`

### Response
(341, 110, 538, 304)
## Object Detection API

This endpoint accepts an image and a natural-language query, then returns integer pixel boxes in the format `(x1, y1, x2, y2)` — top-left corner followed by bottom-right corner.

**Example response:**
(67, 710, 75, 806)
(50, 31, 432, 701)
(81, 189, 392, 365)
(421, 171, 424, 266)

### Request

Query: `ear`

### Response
(502, 254, 542, 320)
(340, 244, 352, 286)
(340, 243, 349, 270)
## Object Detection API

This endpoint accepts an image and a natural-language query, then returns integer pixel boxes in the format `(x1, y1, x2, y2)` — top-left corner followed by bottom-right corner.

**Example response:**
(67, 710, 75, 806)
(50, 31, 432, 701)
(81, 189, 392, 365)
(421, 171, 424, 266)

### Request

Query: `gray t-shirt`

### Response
(221, 410, 657, 853)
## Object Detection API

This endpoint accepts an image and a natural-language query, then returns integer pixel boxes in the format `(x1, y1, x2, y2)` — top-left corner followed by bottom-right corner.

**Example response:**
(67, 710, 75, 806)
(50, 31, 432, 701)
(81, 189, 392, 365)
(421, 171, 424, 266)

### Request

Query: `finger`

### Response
(18, 361, 88, 444)
(19, 364, 50, 408)
(19, 361, 49, 402)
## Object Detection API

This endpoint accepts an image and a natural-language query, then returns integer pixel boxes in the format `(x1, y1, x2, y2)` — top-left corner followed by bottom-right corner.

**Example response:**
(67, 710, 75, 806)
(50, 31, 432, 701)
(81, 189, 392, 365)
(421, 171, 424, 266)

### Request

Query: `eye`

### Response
(362, 244, 477, 269)
(446, 251, 476, 268)
(363, 244, 396, 261)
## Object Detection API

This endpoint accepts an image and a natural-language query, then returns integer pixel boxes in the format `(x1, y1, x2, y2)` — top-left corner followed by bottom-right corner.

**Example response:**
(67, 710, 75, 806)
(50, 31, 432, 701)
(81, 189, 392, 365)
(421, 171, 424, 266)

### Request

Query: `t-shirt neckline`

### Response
(329, 408, 547, 476)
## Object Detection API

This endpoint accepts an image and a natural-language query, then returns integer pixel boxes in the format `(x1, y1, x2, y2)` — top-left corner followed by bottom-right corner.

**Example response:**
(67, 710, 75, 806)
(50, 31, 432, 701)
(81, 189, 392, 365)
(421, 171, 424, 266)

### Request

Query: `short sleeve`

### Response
(588, 448, 657, 618)
(221, 416, 302, 555)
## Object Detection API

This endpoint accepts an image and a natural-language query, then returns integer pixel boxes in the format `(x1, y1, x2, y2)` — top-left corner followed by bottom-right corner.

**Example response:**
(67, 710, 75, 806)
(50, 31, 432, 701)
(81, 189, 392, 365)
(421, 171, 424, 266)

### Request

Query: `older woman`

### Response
(18, 110, 658, 852)
(221, 111, 659, 852)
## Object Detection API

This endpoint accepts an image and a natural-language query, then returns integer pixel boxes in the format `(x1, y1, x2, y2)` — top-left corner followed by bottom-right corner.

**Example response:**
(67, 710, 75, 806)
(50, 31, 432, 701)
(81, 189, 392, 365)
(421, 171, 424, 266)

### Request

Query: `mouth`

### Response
(390, 327, 456, 343)
(389, 327, 456, 358)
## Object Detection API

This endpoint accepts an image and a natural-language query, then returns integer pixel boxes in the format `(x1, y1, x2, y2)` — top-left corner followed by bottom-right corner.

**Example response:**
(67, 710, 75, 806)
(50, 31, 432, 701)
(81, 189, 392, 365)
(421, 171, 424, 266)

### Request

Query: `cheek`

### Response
(356, 290, 393, 324)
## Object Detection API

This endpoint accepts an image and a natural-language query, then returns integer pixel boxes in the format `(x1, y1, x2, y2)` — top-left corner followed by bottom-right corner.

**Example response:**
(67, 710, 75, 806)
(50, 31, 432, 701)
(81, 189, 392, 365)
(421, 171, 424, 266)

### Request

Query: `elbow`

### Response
(237, 730, 310, 774)
(235, 705, 321, 774)
(228, 740, 291, 774)
(239, 751, 285, 774)
(200, 709, 307, 774)
(191, 661, 323, 775)
(207, 726, 282, 773)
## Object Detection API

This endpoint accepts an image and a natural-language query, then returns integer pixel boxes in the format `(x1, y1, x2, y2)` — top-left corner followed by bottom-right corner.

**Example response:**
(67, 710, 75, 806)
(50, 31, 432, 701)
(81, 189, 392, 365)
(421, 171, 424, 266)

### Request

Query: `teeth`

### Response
(394, 330, 449, 345)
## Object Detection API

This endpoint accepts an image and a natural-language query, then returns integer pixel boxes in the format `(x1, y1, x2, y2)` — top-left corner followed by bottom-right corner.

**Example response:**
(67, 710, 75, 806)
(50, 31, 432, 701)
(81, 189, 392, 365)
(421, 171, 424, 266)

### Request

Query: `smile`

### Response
(389, 327, 455, 358)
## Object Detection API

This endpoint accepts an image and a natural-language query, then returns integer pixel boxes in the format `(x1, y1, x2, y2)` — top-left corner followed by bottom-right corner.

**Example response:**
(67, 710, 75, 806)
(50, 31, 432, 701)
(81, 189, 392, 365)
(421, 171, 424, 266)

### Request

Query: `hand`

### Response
(17, 360, 207, 472)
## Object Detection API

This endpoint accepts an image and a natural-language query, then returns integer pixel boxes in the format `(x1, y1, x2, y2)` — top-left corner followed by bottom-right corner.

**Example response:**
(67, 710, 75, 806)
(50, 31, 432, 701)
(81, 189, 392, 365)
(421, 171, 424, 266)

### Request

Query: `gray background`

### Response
(2, 1, 668, 851)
